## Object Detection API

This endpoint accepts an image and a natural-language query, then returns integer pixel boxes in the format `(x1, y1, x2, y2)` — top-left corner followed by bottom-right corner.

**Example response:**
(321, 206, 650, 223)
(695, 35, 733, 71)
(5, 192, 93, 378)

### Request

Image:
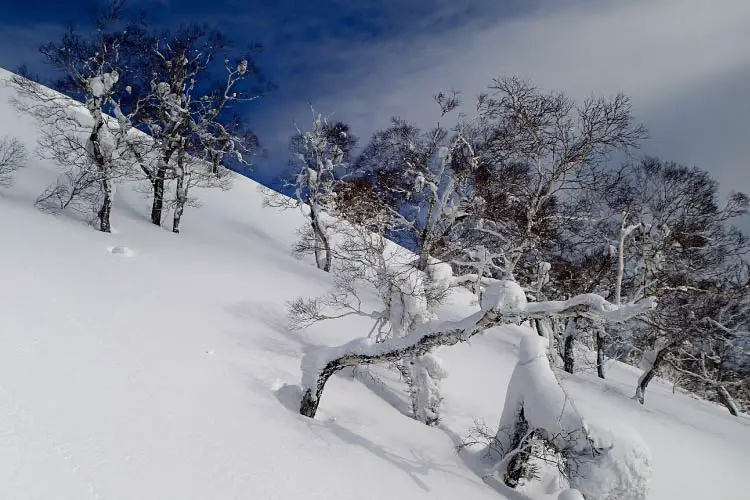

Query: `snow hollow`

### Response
(0, 68, 748, 500)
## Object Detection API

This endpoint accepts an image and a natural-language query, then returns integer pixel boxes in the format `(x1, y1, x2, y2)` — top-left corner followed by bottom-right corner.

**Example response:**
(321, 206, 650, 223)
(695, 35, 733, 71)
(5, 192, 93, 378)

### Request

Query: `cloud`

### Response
(254, 0, 750, 201)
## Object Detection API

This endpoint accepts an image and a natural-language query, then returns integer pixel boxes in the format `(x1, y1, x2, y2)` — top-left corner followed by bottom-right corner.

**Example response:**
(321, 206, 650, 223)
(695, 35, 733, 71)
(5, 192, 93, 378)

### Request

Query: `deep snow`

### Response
(0, 68, 748, 499)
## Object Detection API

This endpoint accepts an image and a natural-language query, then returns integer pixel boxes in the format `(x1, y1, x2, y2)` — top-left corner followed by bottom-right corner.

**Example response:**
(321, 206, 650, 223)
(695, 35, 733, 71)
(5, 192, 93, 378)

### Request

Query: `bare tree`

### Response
(353, 108, 478, 274)
(621, 158, 749, 405)
(462, 77, 646, 283)
(666, 265, 749, 415)
(10, 7, 141, 232)
(0, 137, 27, 188)
(266, 111, 353, 271)
(138, 26, 264, 232)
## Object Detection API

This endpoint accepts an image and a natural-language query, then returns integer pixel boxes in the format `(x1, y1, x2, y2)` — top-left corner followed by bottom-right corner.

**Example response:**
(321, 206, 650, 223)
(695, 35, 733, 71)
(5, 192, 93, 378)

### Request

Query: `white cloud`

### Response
(262, 0, 750, 202)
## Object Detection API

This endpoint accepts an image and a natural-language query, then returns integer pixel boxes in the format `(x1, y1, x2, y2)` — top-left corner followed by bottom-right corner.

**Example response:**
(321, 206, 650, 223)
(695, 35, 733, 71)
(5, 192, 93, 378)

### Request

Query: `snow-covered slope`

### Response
(0, 68, 748, 500)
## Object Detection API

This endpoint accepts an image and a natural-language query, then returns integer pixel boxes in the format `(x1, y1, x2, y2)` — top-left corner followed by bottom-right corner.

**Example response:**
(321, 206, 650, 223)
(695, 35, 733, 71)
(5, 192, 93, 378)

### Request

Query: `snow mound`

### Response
(428, 261, 454, 296)
(108, 245, 134, 257)
(480, 279, 527, 315)
(572, 424, 652, 500)
(557, 489, 584, 500)
(492, 335, 652, 499)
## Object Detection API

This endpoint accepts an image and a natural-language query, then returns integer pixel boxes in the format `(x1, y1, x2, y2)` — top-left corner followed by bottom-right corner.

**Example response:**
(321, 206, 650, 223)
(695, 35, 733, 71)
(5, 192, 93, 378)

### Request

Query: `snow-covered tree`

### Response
(297, 276, 656, 420)
(456, 77, 646, 286)
(543, 169, 641, 377)
(266, 112, 353, 271)
(288, 218, 452, 425)
(353, 111, 478, 274)
(10, 6, 142, 232)
(485, 334, 652, 499)
(138, 26, 264, 232)
(665, 264, 750, 415)
(616, 158, 749, 405)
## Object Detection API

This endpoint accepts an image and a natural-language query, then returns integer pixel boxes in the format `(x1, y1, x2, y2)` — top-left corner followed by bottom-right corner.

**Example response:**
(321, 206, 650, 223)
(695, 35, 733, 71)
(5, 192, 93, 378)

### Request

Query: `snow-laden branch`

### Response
(298, 279, 655, 418)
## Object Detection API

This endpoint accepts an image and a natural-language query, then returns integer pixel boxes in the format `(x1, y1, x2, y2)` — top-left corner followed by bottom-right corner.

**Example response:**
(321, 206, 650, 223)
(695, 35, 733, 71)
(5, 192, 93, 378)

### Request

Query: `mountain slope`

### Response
(0, 68, 748, 500)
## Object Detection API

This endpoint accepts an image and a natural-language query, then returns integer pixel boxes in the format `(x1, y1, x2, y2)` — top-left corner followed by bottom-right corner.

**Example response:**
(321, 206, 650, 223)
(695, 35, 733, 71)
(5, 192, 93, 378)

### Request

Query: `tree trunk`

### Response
(634, 347, 669, 404)
(172, 155, 187, 234)
(299, 310, 500, 419)
(88, 122, 112, 234)
(595, 328, 606, 379)
(310, 210, 331, 272)
(151, 170, 165, 227)
(534, 319, 544, 337)
(150, 153, 172, 227)
(716, 384, 739, 416)
(299, 296, 655, 419)
(98, 178, 113, 233)
(562, 319, 576, 374)
(417, 248, 430, 272)
(563, 335, 575, 374)
(503, 407, 532, 489)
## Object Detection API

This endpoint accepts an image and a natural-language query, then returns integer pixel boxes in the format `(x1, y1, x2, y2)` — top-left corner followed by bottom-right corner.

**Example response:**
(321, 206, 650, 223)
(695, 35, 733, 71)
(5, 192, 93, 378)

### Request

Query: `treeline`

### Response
(273, 80, 750, 417)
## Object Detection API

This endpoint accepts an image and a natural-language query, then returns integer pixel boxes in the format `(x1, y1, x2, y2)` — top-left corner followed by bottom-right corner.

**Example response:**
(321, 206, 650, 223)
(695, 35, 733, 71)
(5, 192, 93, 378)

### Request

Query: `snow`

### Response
(572, 423, 652, 500)
(491, 335, 592, 456)
(0, 67, 749, 500)
(88, 71, 118, 98)
(557, 490, 584, 500)
(428, 260, 454, 296)
(481, 279, 527, 316)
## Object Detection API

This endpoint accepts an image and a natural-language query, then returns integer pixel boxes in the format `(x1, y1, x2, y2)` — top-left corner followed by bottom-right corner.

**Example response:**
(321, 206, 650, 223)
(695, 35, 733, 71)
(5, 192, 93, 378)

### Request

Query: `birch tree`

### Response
(620, 158, 749, 405)
(10, 6, 143, 232)
(462, 77, 646, 285)
(266, 112, 354, 271)
(139, 26, 264, 232)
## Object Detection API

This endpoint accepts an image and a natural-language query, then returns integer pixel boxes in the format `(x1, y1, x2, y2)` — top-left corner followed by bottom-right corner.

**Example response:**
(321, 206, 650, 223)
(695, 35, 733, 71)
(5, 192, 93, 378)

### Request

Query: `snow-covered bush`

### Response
(480, 279, 527, 318)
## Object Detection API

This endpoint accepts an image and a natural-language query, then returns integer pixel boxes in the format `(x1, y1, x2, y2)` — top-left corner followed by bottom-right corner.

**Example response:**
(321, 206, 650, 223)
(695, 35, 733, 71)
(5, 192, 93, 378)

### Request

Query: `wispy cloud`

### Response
(254, 0, 750, 200)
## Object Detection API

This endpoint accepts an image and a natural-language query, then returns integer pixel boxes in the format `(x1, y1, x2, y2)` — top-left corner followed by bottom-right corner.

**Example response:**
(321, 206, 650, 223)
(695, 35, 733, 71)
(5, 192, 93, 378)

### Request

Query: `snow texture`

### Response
(428, 261, 454, 297)
(557, 489, 584, 500)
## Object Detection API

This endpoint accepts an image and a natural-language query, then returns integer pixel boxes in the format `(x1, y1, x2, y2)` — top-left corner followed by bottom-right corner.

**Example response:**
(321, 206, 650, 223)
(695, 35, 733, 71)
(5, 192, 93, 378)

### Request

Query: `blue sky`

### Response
(1, 0, 749, 204)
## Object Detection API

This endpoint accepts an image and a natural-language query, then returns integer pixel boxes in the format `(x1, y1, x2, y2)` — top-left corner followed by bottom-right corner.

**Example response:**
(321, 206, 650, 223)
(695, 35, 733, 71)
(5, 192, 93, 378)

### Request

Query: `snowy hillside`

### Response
(0, 68, 748, 500)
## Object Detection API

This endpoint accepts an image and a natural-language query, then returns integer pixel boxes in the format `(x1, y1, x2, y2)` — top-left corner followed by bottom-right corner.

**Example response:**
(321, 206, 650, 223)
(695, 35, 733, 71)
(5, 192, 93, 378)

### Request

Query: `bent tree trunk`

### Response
(716, 384, 739, 416)
(299, 294, 656, 419)
(300, 310, 498, 418)
(634, 347, 669, 404)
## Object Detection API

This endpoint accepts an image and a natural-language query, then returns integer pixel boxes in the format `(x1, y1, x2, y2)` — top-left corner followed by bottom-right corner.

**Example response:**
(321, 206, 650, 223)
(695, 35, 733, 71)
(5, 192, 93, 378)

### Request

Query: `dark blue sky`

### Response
(1, 0, 749, 202)
(0, 0, 533, 185)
